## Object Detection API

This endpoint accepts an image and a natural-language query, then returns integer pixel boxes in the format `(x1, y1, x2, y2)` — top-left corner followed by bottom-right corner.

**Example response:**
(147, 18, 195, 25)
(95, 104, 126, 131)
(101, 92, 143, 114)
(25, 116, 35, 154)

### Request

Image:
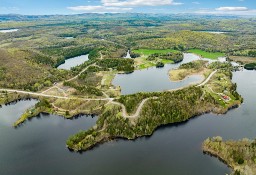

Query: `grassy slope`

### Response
(188, 49, 225, 59)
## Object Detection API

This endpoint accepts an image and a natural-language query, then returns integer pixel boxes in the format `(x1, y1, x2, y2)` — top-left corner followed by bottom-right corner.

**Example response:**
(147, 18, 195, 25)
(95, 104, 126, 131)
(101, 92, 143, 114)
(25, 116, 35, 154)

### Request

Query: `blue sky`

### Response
(0, 0, 256, 15)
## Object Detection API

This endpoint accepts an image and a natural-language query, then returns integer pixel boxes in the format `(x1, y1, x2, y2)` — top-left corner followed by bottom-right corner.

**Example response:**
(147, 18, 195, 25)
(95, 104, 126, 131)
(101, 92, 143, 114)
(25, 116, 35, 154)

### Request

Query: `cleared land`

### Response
(188, 49, 225, 59)
(133, 49, 180, 69)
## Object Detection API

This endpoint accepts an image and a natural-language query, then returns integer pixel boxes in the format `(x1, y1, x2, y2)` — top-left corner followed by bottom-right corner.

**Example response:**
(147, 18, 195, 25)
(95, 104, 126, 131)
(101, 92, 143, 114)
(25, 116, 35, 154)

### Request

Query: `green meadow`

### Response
(188, 49, 225, 59)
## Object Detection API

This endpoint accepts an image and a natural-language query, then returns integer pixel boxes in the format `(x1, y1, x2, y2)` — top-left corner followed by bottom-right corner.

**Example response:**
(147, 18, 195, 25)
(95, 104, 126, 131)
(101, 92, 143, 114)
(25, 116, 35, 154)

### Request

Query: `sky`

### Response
(0, 0, 256, 16)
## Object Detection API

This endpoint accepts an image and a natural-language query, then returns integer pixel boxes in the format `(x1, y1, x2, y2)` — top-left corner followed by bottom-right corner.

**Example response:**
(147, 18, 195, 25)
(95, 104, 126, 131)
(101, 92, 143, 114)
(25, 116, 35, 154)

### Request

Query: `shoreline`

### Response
(68, 101, 241, 152)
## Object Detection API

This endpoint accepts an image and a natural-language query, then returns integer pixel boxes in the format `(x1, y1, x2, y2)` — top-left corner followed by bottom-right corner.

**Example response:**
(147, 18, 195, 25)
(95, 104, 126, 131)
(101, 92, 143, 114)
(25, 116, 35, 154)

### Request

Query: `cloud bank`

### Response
(215, 7, 248, 11)
(67, 5, 132, 12)
(196, 6, 256, 16)
(68, 0, 183, 13)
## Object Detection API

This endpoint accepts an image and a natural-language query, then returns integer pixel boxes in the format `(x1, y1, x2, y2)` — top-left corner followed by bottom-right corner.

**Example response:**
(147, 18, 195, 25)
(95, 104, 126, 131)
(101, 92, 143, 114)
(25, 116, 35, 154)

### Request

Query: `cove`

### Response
(113, 53, 204, 95)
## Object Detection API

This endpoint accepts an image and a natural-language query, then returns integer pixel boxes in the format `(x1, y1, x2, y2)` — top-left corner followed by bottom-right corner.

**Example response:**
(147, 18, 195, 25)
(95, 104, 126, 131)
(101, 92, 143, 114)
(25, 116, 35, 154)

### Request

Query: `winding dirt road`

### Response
(110, 97, 158, 119)
(1, 55, 218, 120)
(197, 70, 217, 87)
(0, 88, 113, 101)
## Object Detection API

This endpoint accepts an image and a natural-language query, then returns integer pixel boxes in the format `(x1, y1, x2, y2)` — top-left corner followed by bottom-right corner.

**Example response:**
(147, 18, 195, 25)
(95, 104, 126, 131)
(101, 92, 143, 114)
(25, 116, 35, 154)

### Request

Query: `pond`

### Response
(57, 54, 89, 70)
(64, 37, 74, 39)
(0, 29, 19, 33)
(195, 30, 228, 34)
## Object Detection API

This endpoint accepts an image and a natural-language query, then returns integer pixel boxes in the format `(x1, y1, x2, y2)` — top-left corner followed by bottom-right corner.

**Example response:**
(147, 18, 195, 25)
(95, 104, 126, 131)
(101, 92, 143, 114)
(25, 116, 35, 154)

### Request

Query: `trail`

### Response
(2, 53, 217, 119)
(66, 63, 100, 82)
(0, 89, 113, 101)
(197, 70, 217, 87)
(110, 97, 158, 119)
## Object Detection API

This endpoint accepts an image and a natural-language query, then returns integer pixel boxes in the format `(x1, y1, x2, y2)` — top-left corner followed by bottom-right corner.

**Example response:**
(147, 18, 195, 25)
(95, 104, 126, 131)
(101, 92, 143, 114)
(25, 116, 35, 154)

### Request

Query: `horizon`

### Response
(0, 0, 256, 16)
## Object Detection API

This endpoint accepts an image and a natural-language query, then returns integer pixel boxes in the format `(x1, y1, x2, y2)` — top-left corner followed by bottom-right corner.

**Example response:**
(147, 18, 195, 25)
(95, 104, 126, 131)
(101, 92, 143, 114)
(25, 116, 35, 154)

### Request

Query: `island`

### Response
(203, 137, 256, 175)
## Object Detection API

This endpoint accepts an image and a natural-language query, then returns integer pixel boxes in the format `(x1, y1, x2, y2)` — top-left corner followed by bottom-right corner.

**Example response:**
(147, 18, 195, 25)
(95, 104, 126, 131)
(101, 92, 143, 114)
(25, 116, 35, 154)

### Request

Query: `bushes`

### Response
(117, 92, 157, 114)
(88, 49, 100, 60)
(63, 81, 103, 96)
(180, 60, 207, 69)
(147, 52, 183, 63)
(244, 63, 256, 70)
(156, 62, 164, 68)
(97, 58, 134, 73)
(35, 99, 52, 109)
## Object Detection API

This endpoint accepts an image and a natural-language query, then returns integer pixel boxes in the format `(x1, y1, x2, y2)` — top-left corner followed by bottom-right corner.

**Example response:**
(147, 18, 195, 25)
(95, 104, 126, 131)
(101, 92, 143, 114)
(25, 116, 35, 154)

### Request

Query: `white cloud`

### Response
(102, 0, 183, 7)
(0, 6, 20, 11)
(194, 5, 256, 16)
(192, 2, 200, 5)
(195, 8, 256, 16)
(68, 0, 183, 13)
(67, 5, 132, 12)
(215, 6, 248, 11)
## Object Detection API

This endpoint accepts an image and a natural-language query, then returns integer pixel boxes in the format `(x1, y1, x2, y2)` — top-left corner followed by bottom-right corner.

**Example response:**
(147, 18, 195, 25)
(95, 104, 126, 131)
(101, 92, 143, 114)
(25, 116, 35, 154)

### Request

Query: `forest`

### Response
(0, 14, 255, 92)
(0, 13, 254, 159)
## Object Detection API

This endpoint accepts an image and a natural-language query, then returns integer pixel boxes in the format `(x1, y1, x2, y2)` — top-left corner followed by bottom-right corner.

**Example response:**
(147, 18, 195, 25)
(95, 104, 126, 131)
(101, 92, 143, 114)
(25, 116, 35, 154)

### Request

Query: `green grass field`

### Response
(188, 49, 225, 59)
(133, 49, 179, 55)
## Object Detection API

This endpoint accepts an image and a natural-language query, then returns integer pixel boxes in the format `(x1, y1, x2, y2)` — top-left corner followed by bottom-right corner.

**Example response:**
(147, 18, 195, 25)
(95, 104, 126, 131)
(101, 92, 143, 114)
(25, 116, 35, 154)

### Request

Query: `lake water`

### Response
(64, 37, 74, 39)
(1, 70, 256, 175)
(113, 53, 204, 95)
(1, 54, 256, 175)
(196, 30, 228, 34)
(0, 29, 19, 33)
(57, 54, 89, 70)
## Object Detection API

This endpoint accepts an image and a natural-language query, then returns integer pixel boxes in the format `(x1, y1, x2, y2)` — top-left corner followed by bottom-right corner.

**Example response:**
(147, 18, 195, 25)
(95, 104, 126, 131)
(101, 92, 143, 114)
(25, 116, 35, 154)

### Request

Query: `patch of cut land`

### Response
(188, 49, 225, 59)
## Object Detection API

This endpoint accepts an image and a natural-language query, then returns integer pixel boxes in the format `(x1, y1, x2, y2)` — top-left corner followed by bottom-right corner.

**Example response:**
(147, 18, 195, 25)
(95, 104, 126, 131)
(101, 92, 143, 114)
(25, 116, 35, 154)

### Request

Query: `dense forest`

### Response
(147, 52, 183, 63)
(67, 80, 242, 151)
(203, 137, 256, 175)
(0, 14, 255, 92)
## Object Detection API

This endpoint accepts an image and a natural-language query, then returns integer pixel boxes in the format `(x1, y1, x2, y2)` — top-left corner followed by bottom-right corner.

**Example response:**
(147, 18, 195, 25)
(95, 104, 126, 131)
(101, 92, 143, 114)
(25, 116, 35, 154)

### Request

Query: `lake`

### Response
(195, 30, 228, 34)
(64, 37, 74, 39)
(2, 70, 256, 175)
(113, 53, 204, 95)
(0, 29, 19, 33)
(1, 55, 256, 175)
(57, 54, 89, 70)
